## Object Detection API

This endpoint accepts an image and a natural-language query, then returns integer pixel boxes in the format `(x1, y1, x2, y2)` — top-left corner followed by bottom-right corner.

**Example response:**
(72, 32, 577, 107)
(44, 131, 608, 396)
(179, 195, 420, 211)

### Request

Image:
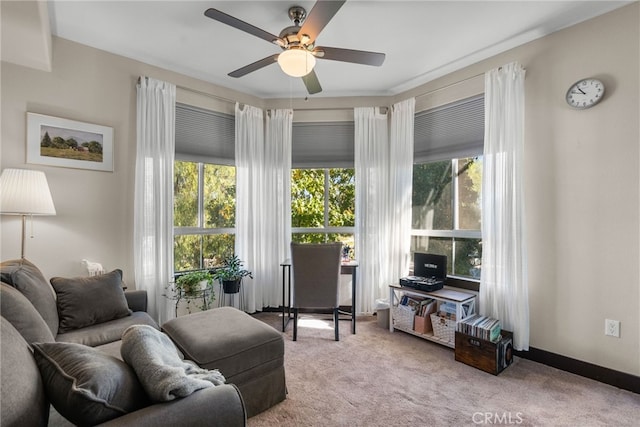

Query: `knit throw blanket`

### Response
(121, 325, 225, 402)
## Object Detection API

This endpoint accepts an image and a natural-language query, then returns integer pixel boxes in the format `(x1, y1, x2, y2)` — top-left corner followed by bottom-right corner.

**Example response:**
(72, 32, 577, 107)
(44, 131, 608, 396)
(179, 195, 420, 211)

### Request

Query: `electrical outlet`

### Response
(605, 319, 620, 337)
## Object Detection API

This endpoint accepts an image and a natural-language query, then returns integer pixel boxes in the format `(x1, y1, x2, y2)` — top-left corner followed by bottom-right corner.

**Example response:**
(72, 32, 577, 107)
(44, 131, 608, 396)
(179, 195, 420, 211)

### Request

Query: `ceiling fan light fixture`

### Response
(277, 48, 316, 77)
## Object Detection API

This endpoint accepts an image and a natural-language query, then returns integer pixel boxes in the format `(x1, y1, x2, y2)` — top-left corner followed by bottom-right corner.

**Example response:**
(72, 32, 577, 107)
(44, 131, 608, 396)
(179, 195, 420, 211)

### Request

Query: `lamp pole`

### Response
(20, 214, 28, 259)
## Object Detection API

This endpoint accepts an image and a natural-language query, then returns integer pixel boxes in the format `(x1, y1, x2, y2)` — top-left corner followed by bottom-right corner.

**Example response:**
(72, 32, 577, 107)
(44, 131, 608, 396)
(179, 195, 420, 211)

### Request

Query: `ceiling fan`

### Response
(204, 0, 386, 95)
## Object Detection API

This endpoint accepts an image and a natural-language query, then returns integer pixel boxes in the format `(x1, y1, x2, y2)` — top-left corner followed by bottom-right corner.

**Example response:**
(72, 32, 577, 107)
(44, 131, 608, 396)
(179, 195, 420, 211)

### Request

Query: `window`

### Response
(174, 103, 235, 273)
(174, 160, 235, 271)
(412, 95, 484, 281)
(291, 168, 355, 256)
(290, 121, 356, 257)
(411, 157, 482, 279)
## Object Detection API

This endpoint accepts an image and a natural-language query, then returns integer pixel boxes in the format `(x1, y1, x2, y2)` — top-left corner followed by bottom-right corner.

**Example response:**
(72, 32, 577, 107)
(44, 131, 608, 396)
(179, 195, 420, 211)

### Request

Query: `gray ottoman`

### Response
(162, 307, 286, 417)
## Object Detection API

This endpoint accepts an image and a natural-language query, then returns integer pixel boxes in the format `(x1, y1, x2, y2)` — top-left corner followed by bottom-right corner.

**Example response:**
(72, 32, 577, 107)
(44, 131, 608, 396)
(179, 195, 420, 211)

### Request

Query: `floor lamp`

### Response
(0, 168, 56, 259)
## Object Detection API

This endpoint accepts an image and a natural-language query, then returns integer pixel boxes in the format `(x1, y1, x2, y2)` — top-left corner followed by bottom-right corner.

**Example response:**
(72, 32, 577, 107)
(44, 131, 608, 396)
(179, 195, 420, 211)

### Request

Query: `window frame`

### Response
(410, 157, 482, 287)
(173, 160, 236, 272)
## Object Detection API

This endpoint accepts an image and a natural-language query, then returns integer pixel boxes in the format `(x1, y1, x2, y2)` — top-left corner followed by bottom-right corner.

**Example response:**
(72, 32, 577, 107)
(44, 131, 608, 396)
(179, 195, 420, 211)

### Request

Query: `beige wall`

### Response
(1, 4, 638, 375)
(396, 4, 639, 375)
(0, 37, 262, 285)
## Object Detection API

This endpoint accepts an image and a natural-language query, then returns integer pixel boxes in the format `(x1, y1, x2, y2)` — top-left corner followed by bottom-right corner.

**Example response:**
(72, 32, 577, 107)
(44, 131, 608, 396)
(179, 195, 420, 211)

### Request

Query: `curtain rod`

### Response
(176, 84, 237, 105)
(281, 71, 487, 110)
(292, 105, 389, 114)
(140, 72, 490, 112)
(172, 84, 380, 111)
(174, 82, 388, 113)
(137, 76, 238, 105)
(414, 65, 525, 100)
(172, 71, 485, 108)
(413, 72, 485, 100)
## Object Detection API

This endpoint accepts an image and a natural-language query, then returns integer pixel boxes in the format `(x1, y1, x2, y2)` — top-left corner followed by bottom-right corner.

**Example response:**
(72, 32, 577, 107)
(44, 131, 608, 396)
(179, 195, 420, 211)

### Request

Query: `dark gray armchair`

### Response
(290, 242, 342, 341)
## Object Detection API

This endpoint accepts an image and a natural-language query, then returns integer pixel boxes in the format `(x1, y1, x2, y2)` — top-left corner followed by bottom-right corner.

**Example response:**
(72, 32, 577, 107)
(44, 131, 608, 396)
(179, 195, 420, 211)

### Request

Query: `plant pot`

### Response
(185, 280, 209, 297)
(222, 279, 241, 294)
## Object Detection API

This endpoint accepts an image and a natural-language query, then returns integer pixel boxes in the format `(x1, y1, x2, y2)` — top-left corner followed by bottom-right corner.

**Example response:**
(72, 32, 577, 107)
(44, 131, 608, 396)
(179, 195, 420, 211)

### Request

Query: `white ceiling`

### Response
(47, 0, 631, 99)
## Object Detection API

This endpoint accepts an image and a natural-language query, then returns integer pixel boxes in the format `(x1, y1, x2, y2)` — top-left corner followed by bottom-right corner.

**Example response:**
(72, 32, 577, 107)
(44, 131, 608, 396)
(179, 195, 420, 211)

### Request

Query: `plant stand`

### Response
(173, 287, 214, 317)
(218, 279, 244, 310)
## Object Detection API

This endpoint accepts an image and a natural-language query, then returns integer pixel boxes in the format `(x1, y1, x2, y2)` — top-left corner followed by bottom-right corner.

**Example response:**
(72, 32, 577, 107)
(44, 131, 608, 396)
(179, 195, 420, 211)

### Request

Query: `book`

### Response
(457, 314, 502, 342)
(417, 299, 436, 317)
(399, 295, 431, 313)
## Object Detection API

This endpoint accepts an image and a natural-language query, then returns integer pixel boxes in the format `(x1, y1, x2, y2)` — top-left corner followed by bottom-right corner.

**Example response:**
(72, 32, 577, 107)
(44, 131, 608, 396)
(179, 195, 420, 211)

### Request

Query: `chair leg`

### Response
(293, 308, 298, 341)
(334, 308, 339, 341)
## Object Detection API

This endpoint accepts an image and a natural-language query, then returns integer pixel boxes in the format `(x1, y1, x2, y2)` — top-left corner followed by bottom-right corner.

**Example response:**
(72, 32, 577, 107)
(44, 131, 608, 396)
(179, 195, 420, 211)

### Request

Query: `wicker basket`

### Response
(393, 305, 415, 330)
(430, 313, 456, 343)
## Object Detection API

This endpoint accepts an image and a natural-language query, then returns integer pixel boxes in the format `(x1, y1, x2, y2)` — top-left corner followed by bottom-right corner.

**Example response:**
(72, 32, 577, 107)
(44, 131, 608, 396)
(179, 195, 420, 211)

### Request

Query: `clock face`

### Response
(566, 78, 605, 109)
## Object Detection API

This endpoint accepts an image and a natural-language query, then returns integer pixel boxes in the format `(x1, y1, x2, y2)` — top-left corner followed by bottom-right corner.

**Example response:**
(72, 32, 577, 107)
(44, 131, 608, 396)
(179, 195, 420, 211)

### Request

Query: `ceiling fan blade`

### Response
(228, 54, 280, 78)
(314, 46, 386, 66)
(298, 1, 346, 45)
(302, 70, 322, 95)
(204, 8, 282, 45)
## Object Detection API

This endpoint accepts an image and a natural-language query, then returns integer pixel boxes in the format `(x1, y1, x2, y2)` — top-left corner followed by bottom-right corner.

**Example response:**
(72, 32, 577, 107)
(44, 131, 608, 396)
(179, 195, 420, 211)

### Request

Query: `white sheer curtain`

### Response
(134, 76, 176, 324)
(388, 98, 416, 280)
(354, 100, 415, 314)
(354, 107, 390, 314)
(480, 62, 529, 351)
(264, 109, 293, 307)
(234, 103, 264, 312)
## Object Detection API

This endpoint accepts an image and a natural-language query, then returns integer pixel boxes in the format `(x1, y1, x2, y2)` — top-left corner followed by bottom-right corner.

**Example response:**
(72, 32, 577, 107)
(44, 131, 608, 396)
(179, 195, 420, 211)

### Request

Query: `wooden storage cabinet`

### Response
(455, 330, 514, 375)
(389, 284, 476, 349)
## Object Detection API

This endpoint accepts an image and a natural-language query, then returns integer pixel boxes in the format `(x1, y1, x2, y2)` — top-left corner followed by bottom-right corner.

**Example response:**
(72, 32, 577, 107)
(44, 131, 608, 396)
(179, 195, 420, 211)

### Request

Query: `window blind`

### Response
(414, 95, 484, 163)
(175, 103, 235, 164)
(292, 121, 355, 168)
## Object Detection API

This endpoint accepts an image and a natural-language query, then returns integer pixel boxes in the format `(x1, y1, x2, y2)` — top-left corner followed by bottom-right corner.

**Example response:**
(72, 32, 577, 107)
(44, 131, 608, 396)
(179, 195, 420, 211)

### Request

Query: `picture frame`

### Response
(26, 112, 114, 172)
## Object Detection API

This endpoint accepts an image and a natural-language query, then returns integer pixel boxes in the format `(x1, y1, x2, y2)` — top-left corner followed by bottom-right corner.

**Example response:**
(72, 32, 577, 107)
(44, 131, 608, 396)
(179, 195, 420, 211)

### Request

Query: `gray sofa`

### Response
(0, 258, 247, 427)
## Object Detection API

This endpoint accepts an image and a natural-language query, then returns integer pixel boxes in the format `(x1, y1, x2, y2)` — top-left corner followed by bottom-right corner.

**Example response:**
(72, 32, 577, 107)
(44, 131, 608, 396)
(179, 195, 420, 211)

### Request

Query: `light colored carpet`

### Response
(249, 313, 640, 427)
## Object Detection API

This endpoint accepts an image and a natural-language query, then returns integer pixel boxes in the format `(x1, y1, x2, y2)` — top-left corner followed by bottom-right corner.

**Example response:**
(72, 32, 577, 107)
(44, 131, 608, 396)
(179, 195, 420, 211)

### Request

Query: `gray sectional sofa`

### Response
(0, 259, 286, 427)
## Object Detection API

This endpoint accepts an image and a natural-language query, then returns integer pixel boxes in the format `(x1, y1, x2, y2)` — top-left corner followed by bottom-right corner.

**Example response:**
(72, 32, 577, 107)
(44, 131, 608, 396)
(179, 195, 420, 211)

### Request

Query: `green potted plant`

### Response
(213, 254, 252, 294)
(175, 270, 214, 297)
(164, 270, 215, 315)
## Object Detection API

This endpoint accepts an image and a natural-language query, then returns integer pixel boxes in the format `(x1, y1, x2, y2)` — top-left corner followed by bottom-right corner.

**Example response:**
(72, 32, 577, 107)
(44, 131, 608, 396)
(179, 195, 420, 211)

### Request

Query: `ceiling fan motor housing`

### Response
(279, 6, 312, 49)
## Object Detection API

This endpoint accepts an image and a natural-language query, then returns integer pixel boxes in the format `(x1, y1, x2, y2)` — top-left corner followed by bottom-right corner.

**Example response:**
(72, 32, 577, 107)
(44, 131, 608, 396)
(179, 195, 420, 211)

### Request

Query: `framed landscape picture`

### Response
(27, 112, 114, 172)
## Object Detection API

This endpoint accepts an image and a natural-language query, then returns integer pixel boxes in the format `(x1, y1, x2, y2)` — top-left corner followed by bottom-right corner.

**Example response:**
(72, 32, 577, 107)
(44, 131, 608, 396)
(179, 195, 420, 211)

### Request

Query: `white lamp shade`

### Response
(0, 168, 56, 215)
(277, 49, 316, 77)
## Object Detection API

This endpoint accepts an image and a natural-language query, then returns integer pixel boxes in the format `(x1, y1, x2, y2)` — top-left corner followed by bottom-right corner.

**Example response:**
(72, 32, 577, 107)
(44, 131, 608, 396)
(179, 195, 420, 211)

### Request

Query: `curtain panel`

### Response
(134, 77, 176, 324)
(235, 103, 264, 312)
(354, 107, 390, 315)
(354, 100, 415, 314)
(479, 62, 529, 351)
(389, 98, 416, 281)
(264, 109, 293, 307)
(235, 105, 292, 311)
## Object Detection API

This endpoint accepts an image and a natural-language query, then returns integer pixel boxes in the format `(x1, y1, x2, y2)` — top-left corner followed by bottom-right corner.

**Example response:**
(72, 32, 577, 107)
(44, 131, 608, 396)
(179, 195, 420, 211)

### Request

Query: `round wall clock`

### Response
(565, 78, 605, 109)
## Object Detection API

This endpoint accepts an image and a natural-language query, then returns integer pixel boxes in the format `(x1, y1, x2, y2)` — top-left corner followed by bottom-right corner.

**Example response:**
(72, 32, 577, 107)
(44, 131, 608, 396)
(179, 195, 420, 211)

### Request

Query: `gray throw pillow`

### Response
(32, 341, 149, 426)
(50, 269, 131, 333)
(1, 318, 50, 427)
(0, 282, 55, 344)
(0, 258, 59, 336)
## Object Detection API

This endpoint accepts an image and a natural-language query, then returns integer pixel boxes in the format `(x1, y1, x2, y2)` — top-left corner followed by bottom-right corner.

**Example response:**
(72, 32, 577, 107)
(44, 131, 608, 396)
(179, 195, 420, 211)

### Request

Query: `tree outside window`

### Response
(291, 168, 355, 258)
